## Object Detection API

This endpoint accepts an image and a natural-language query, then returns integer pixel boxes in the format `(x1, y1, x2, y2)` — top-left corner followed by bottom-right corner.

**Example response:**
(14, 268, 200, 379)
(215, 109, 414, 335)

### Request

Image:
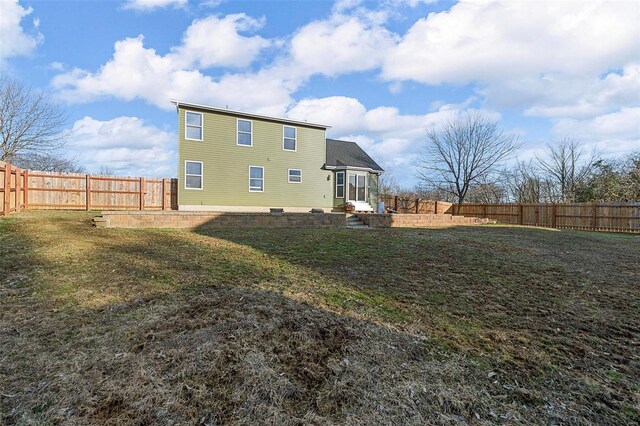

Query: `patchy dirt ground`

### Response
(1, 211, 638, 425)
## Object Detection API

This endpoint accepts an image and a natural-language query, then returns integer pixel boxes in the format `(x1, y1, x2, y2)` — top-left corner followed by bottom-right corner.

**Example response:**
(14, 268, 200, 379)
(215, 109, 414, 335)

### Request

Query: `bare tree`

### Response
(12, 153, 84, 173)
(0, 78, 69, 162)
(415, 112, 520, 210)
(536, 138, 597, 202)
(98, 165, 114, 175)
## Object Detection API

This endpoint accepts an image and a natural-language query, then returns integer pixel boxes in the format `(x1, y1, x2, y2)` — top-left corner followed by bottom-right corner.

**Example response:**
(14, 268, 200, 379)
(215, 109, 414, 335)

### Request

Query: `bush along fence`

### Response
(455, 203, 640, 233)
(1, 160, 177, 216)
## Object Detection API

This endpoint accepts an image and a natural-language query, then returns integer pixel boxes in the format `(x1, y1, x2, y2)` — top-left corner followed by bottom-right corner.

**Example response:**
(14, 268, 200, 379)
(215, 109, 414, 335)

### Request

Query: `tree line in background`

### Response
(380, 113, 639, 205)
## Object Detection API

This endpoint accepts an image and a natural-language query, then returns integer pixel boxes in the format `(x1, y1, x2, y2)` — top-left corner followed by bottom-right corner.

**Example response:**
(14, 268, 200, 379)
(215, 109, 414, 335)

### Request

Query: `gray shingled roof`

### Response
(325, 139, 383, 172)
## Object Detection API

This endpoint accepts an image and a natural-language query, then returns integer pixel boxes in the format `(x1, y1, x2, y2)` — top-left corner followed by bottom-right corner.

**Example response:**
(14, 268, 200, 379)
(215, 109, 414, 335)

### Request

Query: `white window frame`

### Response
(249, 165, 264, 192)
(184, 111, 203, 141)
(237, 118, 253, 147)
(283, 125, 297, 152)
(288, 168, 302, 183)
(335, 171, 345, 198)
(184, 160, 203, 190)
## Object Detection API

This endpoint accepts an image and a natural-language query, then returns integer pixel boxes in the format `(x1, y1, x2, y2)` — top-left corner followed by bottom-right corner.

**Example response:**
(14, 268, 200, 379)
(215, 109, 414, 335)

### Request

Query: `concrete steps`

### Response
(346, 214, 370, 229)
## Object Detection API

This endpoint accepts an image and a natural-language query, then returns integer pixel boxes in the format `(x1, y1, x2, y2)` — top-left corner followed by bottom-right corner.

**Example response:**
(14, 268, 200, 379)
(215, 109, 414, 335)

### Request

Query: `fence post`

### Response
(592, 203, 598, 231)
(23, 169, 29, 210)
(519, 204, 523, 225)
(434, 200, 438, 214)
(85, 174, 91, 211)
(415, 198, 419, 214)
(394, 195, 398, 211)
(162, 178, 167, 211)
(139, 177, 145, 210)
(551, 204, 557, 228)
(15, 167, 21, 213)
(4, 163, 11, 215)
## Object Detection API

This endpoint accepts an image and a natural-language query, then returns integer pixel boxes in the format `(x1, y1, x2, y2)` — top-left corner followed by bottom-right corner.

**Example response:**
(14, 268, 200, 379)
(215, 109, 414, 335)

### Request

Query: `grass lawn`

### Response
(1, 211, 638, 424)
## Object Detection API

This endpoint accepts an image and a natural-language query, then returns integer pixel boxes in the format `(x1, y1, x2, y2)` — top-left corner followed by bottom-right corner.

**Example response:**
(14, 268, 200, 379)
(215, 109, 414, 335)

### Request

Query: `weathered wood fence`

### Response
(455, 203, 640, 233)
(1, 160, 177, 216)
(379, 194, 453, 214)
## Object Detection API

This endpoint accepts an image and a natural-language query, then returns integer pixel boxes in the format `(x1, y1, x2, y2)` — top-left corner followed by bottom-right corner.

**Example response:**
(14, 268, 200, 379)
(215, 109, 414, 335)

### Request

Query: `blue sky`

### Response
(1, 0, 639, 187)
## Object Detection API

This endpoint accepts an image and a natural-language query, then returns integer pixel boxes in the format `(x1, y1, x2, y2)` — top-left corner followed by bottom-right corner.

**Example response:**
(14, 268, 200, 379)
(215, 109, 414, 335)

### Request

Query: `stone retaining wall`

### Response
(94, 211, 346, 229)
(357, 213, 494, 228)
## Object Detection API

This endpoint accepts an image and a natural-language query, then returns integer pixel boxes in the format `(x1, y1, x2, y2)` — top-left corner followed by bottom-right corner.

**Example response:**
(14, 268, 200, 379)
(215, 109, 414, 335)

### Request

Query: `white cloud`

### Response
(289, 14, 397, 77)
(66, 116, 176, 177)
(51, 14, 282, 112)
(551, 107, 640, 156)
(383, 0, 640, 84)
(287, 96, 497, 182)
(482, 62, 640, 119)
(172, 14, 270, 68)
(122, 0, 187, 12)
(0, 0, 42, 62)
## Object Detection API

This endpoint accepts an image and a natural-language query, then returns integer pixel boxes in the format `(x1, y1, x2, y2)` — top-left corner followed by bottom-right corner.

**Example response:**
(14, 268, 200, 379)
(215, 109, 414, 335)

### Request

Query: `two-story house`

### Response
(172, 100, 383, 212)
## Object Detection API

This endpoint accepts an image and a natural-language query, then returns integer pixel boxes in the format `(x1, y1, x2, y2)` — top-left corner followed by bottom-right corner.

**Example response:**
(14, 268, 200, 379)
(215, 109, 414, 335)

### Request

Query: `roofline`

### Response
(171, 100, 331, 129)
(325, 165, 384, 173)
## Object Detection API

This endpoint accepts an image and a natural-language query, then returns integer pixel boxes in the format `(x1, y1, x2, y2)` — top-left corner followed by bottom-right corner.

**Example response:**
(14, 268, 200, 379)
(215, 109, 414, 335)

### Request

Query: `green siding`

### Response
(178, 107, 333, 208)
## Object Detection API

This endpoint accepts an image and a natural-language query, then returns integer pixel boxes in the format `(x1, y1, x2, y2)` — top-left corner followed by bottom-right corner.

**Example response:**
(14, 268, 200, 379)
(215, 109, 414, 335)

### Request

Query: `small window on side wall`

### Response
(288, 169, 302, 183)
(335, 171, 345, 198)
(185, 161, 203, 190)
(249, 166, 264, 192)
(185, 111, 203, 141)
(283, 126, 297, 151)
(237, 119, 253, 146)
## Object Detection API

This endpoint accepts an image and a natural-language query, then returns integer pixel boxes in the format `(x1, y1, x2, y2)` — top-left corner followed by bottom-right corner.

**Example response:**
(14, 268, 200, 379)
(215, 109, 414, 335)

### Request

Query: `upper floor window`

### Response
(237, 119, 253, 146)
(249, 166, 264, 192)
(288, 169, 302, 183)
(185, 161, 203, 190)
(185, 111, 203, 141)
(283, 126, 297, 151)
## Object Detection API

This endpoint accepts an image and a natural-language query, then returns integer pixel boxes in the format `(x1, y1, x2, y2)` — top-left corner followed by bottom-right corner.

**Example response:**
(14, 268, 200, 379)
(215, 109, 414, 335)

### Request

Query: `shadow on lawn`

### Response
(2, 213, 502, 425)
(2, 212, 638, 425)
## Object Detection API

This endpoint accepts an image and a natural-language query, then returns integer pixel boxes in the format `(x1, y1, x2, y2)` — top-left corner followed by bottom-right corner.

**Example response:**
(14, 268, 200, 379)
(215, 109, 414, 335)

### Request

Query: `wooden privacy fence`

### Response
(1, 160, 177, 216)
(455, 203, 640, 233)
(379, 194, 453, 214)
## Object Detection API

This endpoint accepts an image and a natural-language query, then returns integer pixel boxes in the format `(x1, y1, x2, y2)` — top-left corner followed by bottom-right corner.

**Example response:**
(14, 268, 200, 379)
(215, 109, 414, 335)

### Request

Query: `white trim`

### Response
(283, 125, 297, 152)
(335, 171, 345, 199)
(325, 165, 382, 173)
(237, 118, 253, 147)
(184, 111, 203, 141)
(171, 99, 331, 129)
(249, 165, 264, 192)
(288, 168, 302, 183)
(184, 160, 203, 190)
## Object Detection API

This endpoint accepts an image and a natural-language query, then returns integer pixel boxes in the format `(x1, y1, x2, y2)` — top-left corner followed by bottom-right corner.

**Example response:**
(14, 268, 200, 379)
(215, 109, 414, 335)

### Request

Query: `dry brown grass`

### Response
(1, 211, 638, 425)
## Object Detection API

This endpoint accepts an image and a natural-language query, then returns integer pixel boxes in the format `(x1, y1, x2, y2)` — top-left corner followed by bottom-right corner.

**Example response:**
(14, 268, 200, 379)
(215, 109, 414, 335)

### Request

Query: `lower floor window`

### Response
(249, 166, 264, 192)
(185, 161, 203, 189)
(288, 169, 302, 183)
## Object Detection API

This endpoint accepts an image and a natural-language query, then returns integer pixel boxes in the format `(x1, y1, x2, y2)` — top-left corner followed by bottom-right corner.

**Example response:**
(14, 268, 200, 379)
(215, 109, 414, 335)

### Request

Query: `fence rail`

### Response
(454, 203, 640, 233)
(1, 160, 177, 216)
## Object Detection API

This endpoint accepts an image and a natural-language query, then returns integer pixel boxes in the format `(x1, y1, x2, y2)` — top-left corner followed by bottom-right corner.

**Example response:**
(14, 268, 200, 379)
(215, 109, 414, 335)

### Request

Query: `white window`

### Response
(237, 119, 253, 146)
(288, 169, 302, 183)
(185, 161, 203, 190)
(335, 171, 345, 198)
(249, 166, 264, 192)
(185, 111, 203, 141)
(283, 126, 297, 151)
